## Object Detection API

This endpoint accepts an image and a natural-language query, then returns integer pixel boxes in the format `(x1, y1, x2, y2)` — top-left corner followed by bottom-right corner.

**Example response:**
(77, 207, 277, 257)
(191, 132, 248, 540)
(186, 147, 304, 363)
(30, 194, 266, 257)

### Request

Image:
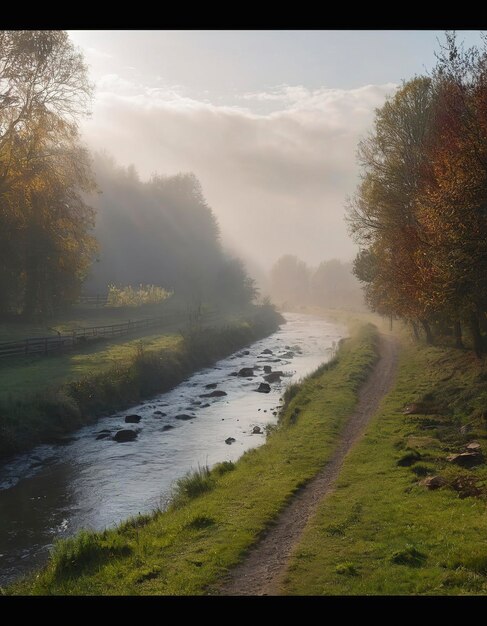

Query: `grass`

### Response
(8, 323, 379, 595)
(281, 339, 487, 595)
(0, 333, 181, 403)
(0, 296, 183, 342)
(0, 306, 283, 459)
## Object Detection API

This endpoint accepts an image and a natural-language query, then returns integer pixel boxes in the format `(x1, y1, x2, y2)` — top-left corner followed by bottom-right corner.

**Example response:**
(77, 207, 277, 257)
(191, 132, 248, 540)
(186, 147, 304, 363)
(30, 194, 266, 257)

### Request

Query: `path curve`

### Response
(217, 332, 399, 596)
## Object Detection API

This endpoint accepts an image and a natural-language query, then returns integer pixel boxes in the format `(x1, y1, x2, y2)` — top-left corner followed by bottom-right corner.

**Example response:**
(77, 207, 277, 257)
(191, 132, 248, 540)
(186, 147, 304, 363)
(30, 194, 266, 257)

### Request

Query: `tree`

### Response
(347, 77, 437, 341)
(348, 34, 487, 356)
(0, 30, 96, 318)
(310, 259, 363, 309)
(269, 255, 310, 306)
(415, 33, 487, 356)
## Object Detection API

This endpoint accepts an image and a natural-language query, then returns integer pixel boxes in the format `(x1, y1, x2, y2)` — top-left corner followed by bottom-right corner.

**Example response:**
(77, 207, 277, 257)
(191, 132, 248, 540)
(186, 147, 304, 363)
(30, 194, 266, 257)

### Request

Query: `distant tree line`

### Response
(85, 154, 257, 309)
(348, 33, 487, 356)
(0, 31, 256, 320)
(269, 254, 364, 310)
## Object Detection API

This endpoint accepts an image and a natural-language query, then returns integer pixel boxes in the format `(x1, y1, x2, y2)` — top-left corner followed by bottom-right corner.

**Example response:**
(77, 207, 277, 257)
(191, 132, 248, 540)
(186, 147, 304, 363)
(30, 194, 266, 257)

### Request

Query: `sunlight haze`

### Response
(69, 30, 484, 270)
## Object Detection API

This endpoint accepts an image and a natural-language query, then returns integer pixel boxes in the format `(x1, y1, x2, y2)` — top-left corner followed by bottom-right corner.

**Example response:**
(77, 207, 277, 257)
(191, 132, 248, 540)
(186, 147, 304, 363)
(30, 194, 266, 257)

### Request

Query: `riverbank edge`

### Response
(9, 322, 379, 595)
(0, 305, 284, 461)
(281, 336, 487, 595)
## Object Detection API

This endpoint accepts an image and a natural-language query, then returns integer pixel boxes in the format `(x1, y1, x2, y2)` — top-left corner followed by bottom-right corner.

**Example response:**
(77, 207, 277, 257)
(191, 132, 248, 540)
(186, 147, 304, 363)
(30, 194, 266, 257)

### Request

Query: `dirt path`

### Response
(217, 333, 399, 596)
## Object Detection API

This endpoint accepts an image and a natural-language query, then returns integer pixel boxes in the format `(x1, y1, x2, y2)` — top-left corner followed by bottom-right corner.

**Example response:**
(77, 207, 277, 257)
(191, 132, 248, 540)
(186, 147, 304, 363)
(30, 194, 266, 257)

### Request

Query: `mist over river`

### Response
(0, 312, 345, 586)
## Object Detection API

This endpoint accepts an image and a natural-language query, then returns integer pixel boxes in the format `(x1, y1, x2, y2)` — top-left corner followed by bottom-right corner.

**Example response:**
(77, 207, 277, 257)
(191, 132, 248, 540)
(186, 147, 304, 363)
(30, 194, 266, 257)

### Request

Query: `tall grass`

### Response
(49, 531, 132, 579)
(170, 465, 215, 510)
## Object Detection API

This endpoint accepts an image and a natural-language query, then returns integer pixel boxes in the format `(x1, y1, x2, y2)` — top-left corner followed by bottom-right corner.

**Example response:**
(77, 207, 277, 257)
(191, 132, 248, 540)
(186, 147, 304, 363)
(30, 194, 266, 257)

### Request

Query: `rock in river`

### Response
(281, 351, 294, 359)
(264, 371, 283, 383)
(238, 367, 255, 377)
(162, 424, 174, 431)
(256, 382, 271, 394)
(113, 429, 138, 443)
(125, 414, 142, 424)
(205, 383, 218, 389)
(252, 426, 262, 434)
(261, 348, 273, 355)
(175, 414, 194, 421)
(263, 365, 272, 374)
(153, 411, 167, 417)
(225, 437, 236, 445)
(200, 390, 227, 398)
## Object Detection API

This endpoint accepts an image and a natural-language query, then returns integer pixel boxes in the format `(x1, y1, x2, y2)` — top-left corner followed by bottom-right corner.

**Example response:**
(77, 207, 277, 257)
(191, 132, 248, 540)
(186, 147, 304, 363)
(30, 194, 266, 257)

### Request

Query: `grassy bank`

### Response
(0, 296, 175, 342)
(282, 339, 487, 595)
(0, 306, 283, 460)
(10, 323, 379, 595)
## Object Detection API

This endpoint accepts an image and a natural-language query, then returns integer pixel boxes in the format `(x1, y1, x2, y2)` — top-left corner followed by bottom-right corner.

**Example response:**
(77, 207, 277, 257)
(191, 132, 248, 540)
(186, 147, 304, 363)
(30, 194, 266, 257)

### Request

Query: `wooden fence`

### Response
(76, 294, 109, 308)
(0, 309, 218, 359)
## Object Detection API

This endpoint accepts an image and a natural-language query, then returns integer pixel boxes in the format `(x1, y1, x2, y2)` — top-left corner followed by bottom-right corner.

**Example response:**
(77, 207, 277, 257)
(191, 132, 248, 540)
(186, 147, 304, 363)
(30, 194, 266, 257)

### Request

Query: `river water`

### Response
(0, 312, 345, 586)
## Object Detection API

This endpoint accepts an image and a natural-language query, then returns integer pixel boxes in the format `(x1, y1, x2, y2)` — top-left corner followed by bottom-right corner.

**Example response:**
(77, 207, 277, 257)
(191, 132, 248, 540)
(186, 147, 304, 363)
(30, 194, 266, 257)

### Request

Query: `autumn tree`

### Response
(415, 33, 487, 356)
(348, 33, 487, 356)
(0, 30, 96, 318)
(269, 255, 311, 306)
(347, 76, 437, 342)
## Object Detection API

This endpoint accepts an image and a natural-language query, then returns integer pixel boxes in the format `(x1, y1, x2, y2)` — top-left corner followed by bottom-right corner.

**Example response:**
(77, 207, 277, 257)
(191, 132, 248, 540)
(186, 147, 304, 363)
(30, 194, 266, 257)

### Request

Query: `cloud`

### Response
(81, 80, 396, 272)
(85, 47, 114, 60)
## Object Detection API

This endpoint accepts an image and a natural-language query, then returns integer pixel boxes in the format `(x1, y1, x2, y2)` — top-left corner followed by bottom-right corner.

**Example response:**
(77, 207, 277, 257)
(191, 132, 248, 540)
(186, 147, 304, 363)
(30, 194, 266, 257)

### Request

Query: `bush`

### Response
(107, 284, 172, 308)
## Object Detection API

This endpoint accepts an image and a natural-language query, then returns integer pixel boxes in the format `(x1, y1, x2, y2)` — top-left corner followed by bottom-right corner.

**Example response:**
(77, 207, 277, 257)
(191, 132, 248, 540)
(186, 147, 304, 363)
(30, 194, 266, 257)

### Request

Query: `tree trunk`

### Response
(411, 321, 420, 341)
(420, 319, 434, 345)
(454, 320, 464, 349)
(22, 259, 39, 320)
(478, 310, 487, 334)
(469, 312, 483, 358)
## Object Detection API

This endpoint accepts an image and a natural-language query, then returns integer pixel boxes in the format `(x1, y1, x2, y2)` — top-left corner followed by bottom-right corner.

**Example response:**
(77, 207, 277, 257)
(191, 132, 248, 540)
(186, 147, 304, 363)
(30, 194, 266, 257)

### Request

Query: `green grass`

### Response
(0, 296, 183, 342)
(281, 340, 487, 595)
(9, 323, 379, 595)
(0, 306, 283, 459)
(0, 333, 181, 402)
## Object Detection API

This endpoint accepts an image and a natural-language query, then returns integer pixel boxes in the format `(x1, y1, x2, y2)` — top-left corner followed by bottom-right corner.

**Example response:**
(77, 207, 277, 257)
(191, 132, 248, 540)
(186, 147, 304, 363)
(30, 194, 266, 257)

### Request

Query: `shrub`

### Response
(107, 284, 172, 308)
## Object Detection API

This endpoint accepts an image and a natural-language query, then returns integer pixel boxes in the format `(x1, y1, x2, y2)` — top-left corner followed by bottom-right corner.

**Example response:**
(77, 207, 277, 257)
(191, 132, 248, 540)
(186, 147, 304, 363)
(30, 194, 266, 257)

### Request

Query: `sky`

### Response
(68, 30, 485, 272)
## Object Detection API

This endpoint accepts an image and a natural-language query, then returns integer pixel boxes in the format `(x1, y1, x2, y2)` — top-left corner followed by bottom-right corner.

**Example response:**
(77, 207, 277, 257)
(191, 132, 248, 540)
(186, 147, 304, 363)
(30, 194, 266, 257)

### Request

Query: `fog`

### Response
(80, 79, 395, 273)
(85, 153, 256, 307)
(269, 255, 364, 310)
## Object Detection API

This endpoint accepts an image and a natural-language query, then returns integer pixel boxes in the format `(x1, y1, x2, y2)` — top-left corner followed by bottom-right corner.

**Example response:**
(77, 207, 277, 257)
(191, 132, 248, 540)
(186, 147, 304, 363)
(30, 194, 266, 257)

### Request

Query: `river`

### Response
(0, 312, 345, 586)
